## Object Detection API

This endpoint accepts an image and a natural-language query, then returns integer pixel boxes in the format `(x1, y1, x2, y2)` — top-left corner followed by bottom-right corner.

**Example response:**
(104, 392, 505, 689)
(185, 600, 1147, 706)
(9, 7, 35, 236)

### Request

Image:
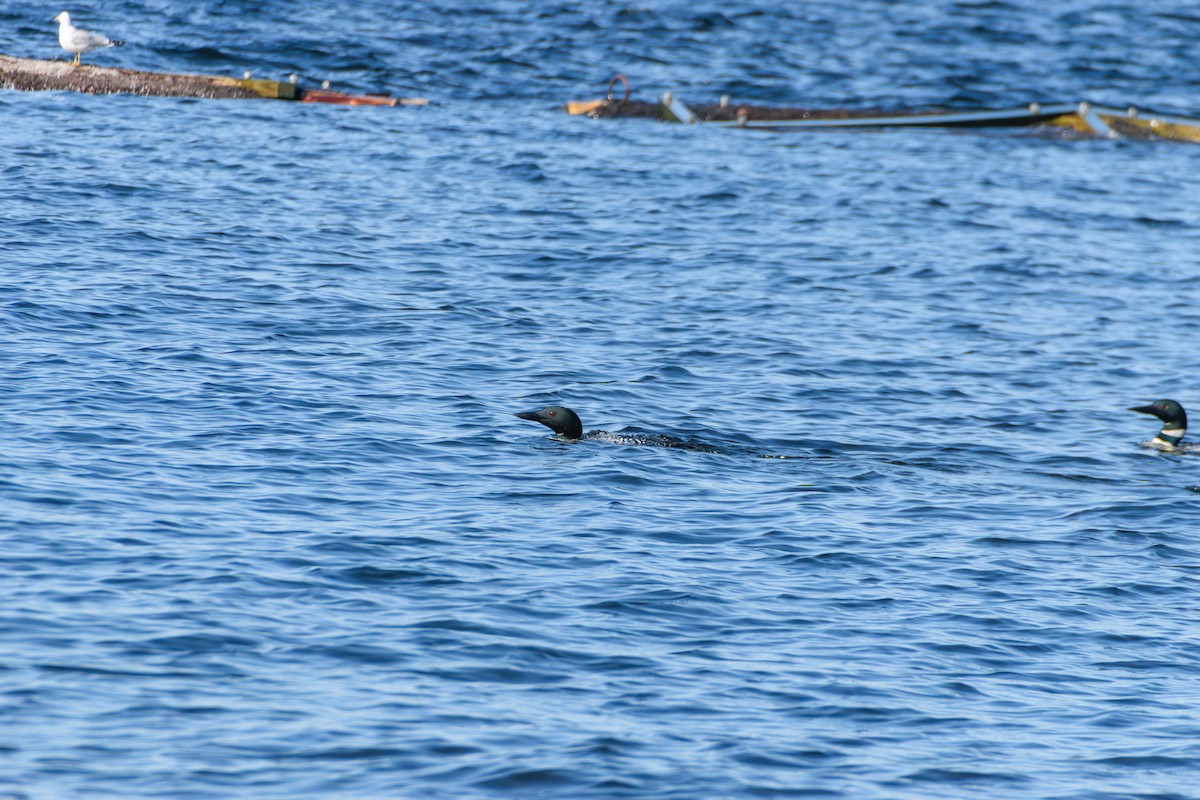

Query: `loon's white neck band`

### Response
(1158, 428, 1186, 445)
(1151, 429, 1186, 451)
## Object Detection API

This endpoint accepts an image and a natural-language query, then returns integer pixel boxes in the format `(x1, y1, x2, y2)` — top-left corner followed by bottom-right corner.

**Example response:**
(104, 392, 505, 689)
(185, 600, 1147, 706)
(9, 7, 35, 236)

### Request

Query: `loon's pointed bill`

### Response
(514, 406, 584, 440)
(1129, 398, 1188, 450)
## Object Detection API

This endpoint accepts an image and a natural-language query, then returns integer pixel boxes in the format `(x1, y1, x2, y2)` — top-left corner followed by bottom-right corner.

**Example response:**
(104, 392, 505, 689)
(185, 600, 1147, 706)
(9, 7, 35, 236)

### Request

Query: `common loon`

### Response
(1129, 399, 1188, 452)
(514, 406, 584, 441)
(513, 405, 726, 452)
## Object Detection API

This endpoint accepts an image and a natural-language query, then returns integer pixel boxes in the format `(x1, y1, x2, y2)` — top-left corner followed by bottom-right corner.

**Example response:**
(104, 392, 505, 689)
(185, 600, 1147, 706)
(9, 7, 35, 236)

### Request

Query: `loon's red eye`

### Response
(548, 410, 556, 416)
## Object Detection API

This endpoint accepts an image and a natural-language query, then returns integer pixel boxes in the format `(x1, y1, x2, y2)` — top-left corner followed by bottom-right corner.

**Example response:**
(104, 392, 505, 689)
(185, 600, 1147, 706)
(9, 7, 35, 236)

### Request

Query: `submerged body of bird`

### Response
(514, 405, 734, 453)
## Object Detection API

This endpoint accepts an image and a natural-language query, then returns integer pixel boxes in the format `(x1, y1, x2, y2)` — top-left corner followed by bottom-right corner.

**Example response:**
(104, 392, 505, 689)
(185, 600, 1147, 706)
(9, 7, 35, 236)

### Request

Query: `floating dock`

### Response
(567, 78, 1200, 142)
(0, 53, 426, 107)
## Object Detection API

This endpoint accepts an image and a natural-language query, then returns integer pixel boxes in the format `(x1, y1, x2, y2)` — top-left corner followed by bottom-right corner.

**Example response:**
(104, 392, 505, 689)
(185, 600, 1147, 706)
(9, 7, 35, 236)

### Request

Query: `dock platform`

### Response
(566, 79, 1200, 142)
(0, 53, 425, 107)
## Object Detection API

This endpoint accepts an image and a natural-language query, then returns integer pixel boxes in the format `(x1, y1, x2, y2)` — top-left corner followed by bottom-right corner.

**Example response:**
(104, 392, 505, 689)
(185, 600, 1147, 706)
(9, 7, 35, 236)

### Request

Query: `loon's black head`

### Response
(1129, 399, 1187, 447)
(514, 405, 583, 440)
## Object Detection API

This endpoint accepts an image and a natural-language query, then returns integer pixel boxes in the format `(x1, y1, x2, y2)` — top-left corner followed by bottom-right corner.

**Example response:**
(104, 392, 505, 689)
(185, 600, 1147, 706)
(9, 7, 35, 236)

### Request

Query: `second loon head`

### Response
(514, 405, 583, 441)
(1129, 399, 1188, 449)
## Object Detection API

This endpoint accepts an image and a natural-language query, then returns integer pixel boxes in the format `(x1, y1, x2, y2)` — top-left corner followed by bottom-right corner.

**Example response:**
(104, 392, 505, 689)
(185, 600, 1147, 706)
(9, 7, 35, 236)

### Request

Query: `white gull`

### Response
(54, 11, 124, 67)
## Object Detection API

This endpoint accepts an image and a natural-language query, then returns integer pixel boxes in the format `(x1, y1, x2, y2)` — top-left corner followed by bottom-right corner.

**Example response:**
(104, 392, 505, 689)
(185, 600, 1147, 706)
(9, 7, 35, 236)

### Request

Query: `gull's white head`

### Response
(54, 11, 70, 24)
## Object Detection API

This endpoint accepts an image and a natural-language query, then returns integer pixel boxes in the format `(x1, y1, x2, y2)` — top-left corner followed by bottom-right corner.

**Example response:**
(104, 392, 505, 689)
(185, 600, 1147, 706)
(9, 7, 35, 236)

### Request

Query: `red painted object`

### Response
(298, 88, 398, 106)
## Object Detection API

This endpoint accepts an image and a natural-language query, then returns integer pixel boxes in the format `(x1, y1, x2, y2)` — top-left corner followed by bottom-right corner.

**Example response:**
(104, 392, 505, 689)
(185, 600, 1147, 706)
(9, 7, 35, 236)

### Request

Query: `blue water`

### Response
(4, 2, 1200, 798)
